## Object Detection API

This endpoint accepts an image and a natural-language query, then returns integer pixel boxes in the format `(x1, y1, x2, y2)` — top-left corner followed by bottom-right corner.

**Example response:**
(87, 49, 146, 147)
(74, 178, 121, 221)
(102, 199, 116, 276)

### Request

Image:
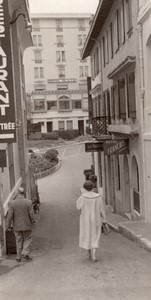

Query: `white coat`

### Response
(76, 191, 106, 250)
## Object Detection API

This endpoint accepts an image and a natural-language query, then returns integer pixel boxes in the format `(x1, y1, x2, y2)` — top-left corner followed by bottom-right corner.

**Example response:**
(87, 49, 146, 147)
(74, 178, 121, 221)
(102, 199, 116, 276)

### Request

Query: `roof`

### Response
(82, 0, 114, 59)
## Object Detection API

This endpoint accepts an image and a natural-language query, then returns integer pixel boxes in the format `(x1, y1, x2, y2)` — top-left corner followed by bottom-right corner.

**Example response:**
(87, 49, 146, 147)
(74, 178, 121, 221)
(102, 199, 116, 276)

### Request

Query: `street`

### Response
(1, 145, 151, 299)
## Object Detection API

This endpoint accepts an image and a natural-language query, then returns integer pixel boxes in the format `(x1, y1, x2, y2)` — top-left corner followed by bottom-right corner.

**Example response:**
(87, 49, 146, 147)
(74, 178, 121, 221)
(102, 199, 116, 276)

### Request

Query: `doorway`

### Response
(123, 155, 131, 213)
(47, 121, 53, 132)
(78, 120, 84, 136)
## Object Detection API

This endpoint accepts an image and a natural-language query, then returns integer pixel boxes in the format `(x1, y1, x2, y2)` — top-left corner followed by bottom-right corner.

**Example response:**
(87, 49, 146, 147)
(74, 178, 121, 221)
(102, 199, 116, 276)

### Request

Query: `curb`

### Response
(34, 160, 61, 180)
(118, 222, 151, 253)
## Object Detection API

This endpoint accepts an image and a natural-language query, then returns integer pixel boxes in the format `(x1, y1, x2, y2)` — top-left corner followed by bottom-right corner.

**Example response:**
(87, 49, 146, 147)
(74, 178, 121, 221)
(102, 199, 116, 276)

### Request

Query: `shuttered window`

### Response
(119, 78, 126, 119)
(127, 72, 136, 118)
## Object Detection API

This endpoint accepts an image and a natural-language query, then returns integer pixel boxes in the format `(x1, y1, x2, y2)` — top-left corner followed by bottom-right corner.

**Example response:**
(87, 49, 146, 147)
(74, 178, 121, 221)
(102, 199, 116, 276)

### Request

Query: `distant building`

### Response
(83, 0, 151, 222)
(24, 13, 92, 136)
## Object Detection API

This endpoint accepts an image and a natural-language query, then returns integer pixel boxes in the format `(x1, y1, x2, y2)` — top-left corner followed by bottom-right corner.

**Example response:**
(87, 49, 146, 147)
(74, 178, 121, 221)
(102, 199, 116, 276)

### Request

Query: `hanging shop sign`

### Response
(85, 141, 104, 152)
(0, 0, 16, 143)
(103, 139, 129, 155)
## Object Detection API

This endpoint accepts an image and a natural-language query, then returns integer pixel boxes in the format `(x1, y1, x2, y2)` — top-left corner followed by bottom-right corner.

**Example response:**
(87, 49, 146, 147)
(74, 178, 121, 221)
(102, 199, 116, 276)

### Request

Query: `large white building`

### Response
(83, 0, 151, 222)
(24, 13, 92, 136)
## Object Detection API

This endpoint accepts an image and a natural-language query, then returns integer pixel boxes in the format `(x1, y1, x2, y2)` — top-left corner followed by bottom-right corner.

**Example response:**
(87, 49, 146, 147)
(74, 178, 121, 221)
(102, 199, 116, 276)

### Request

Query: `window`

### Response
(119, 78, 126, 119)
(105, 31, 109, 64)
(83, 97, 88, 110)
(56, 51, 65, 62)
(47, 101, 57, 110)
(94, 47, 99, 76)
(32, 19, 40, 31)
(34, 99, 45, 110)
(40, 67, 44, 78)
(126, 0, 133, 36)
(78, 19, 85, 31)
(78, 34, 87, 46)
(57, 35, 64, 47)
(79, 66, 88, 77)
(58, 66, 65, 78)
(102, 36, 105, 67)
(58, 121, 65, 130)
(111, 86, 115, 119)
(66, 120, 73, 130)
(34, 67, 39, 78)
(56, 19, 63, 31)
(120, 0, 125, 44)
(34, 50, 42, 63)
(8, 143, 15, 190)
(72, 100, 81, 109)
(127, 72, 136, 118)
(114, 10, 120, 53)
(34, 67, 44, 78)
(59, 95, 70, 110)
(33, 35, 37, 46)
(110, 23, 114, 58)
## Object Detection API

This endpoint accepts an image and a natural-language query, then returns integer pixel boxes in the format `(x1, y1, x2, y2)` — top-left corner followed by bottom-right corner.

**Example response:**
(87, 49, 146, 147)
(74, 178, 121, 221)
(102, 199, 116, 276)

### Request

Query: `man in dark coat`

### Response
(6, 187, 35, 262)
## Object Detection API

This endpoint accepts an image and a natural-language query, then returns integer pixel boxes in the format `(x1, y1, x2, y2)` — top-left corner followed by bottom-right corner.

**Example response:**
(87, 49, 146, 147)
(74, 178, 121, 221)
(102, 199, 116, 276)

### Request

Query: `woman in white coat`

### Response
(76, 180, 106, 262)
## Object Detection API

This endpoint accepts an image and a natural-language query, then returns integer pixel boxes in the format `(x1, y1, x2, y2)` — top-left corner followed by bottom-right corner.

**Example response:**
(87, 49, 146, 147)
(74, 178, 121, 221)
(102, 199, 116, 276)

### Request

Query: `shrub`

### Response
(43, 148, 59, 164)
(41, 132, 59, 140)
(55, 129, 79, 140)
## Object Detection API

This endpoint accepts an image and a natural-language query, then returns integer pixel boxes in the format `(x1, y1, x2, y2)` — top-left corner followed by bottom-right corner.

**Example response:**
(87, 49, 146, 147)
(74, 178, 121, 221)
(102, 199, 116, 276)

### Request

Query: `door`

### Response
(47, 122, 53, 132)
(78, 120, 84, 135)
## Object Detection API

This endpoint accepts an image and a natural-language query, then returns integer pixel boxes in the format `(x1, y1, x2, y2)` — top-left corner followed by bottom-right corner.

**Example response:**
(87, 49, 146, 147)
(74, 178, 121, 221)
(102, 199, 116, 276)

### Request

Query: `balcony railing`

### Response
(92, 116, 109, 138)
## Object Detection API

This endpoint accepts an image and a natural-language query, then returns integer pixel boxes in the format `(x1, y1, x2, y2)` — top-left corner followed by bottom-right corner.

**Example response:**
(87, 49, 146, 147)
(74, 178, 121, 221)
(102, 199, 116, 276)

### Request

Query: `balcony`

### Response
(92, 116, 111, 140)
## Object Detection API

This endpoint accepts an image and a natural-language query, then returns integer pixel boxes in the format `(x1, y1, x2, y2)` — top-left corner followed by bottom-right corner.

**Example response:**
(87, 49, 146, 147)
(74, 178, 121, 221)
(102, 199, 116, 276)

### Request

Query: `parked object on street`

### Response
(6, 187, 35, 262)
(76, 180, 106, 262)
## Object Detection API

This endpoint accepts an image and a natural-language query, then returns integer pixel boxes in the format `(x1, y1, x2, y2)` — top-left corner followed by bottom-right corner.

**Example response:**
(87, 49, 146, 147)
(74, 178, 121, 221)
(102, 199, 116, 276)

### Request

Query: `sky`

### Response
(29, 0, 99, 14)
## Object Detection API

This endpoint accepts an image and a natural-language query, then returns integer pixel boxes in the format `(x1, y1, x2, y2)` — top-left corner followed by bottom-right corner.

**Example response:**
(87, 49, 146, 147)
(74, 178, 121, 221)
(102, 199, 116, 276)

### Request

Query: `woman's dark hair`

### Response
(83, 180, 94, 191)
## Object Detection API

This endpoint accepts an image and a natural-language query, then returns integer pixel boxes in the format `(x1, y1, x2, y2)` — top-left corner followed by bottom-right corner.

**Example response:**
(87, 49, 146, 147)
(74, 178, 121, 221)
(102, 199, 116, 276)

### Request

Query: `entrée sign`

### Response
(0, 0, 16, 142)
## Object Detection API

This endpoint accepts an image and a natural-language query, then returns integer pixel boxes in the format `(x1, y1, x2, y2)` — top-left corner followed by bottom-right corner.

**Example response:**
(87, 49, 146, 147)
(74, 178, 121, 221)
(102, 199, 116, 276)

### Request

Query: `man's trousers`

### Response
(14, 230, 32, 259)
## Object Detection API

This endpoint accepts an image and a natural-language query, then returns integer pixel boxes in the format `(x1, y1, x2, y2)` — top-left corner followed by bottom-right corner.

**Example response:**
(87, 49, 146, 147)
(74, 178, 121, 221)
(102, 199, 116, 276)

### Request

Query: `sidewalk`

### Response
(106, 206, 151, 253)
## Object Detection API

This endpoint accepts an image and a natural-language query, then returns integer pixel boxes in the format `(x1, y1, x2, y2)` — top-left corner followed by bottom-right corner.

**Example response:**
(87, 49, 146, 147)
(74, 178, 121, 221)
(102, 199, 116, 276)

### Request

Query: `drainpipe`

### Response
(138, 23, 146, 220)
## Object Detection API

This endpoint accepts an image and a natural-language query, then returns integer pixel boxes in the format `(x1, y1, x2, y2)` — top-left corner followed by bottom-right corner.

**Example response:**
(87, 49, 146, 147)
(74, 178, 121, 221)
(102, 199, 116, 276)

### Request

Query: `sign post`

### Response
(85, 141, 104, 152)
(0, 0, 16, 143)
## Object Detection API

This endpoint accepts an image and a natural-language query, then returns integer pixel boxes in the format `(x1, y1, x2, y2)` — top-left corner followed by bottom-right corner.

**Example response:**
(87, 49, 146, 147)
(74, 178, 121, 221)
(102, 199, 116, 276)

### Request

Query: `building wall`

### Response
(87, 0, 148, 220)
(24, 13, 92, 134)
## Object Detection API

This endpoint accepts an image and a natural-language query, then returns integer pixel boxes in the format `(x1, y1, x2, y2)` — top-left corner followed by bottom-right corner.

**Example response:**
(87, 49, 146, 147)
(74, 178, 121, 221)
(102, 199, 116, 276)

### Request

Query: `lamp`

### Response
(10, 13, 32, 32)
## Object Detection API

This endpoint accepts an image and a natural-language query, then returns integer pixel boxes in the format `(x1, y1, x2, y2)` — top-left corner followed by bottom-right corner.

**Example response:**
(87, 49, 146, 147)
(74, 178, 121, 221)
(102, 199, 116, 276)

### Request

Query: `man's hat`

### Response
(18, 187, 24, 194)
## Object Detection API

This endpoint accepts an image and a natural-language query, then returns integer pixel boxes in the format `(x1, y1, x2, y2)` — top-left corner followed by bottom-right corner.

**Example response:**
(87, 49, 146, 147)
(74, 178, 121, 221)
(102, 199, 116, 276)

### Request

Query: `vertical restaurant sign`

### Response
(0, 0, 16, 143)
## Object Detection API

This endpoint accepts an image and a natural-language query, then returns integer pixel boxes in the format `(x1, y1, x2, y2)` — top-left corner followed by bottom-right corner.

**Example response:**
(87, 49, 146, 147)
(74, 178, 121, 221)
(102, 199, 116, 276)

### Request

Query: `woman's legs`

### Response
(87, 249, 91, 259)
(91, 248, 97, 262)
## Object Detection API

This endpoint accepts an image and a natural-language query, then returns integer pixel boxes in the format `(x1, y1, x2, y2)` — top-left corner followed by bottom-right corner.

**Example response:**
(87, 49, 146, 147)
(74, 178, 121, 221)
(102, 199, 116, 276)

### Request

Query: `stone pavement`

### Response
(106, 206, 151, 253)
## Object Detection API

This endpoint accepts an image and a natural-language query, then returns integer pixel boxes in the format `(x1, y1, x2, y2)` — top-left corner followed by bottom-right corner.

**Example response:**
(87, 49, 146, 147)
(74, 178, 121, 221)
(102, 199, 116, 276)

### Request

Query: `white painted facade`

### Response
(83, 0, 151, 221)
(24, 13, 92, 135)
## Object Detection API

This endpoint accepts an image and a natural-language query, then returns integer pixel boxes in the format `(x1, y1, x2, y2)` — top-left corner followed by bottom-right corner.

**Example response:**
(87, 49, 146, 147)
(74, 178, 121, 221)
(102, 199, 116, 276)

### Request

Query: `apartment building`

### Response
(24, 13, 92, 136)
(0, 0, 32, 256)
(83, 0, 151, 222)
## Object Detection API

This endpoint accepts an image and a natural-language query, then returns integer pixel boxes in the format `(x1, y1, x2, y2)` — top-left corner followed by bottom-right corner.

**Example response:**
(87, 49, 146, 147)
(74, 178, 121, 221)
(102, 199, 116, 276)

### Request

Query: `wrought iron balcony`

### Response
(92, 116, 110, 139)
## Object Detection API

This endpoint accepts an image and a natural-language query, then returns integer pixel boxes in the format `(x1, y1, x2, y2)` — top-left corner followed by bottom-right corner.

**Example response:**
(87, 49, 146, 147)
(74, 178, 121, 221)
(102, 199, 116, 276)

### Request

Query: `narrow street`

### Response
(1, 146, 151, 299)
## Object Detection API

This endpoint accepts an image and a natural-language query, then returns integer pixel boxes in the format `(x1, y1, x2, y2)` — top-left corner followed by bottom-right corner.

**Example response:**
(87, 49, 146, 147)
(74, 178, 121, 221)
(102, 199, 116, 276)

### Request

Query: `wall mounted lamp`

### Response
(10, 13, 32, 32)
